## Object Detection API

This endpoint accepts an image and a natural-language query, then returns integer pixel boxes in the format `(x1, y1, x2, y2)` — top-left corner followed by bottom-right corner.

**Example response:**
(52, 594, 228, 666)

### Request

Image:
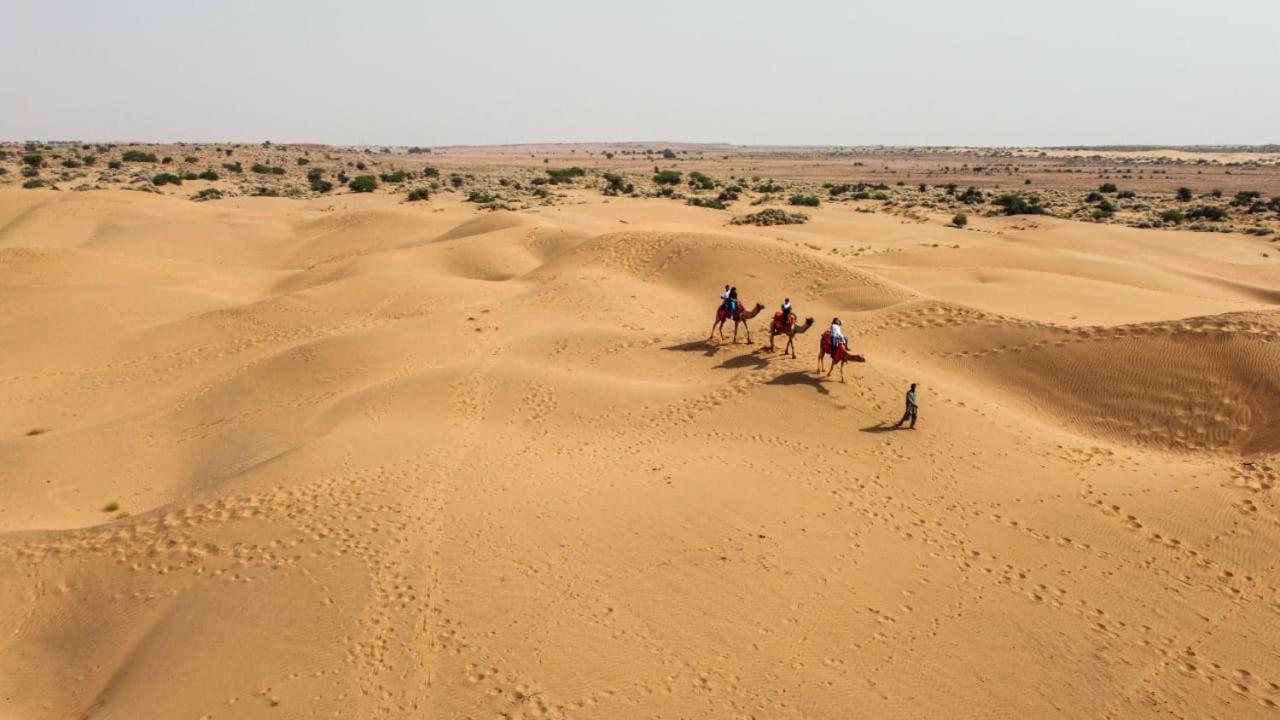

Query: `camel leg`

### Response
(743, 323, 751, 344)
(768, 330, 775, 352)
(839, 361, 846, 383)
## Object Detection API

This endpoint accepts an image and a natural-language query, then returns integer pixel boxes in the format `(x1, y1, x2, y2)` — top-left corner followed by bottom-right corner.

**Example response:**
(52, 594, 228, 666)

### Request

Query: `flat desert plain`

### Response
(1, 157, 1279, 719)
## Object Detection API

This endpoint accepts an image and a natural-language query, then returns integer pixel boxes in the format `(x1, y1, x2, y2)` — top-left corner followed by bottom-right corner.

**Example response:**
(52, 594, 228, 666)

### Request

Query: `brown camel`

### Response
(710, 301, 765, 344)
(768, 314, 815, 357)
(818, 330, 866, 382)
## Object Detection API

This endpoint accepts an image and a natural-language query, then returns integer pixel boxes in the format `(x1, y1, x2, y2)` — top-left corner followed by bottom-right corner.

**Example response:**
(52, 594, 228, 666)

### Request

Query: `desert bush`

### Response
(122, 150, 158, 162)
(546, 167, 586, 184)
(1085, 191, 1104, 202)
(653, 170, 682, 185)
(1159, 209, 1185, 224)
(789, 194, 820, 207)
(717, 187, 740, 203)
(1117, 190, 1136, 199)
(531, 187, 550, 199)
(108, 160, 122, 169)
(1186, 205, 1227, 221)
(1097, 199, 1116, 212)
(22, 153, 43, 167)
(662, 148, 677, 160)
(21, 166, 39, 178)
(251, 163, 285, 175)
(22, 178, 44, 189)
(406, 187, 430, 202)
(450, 174, 464, 188)
(958, 186, 984, 204)
(993, 193, 1047, 215)
(755, 180, 784, 193)
(422, 167, 440, 178)
(688, 171, 716, 190)
(731, 208, 808, 226)
(82, 155, 96, 166)
(952, 213, 967, 228)
(380, 170, 408, 183)
(181, 172, 199, 180)
(152, 172, 183, 186)
(467, 190, 495, 203)
(223, 161, 243, 173)
(1232, 190, 1262, 206)
(408, 146, 431, 154)
(184, 155, 198, 164)
(348, 175, 378, 193)
(688, 197, 726, 210)
(602, 172, 633, 195)
(1176, 187, 1193, 201)
(1099, 182, 1117, 193)
(296, 157, 309, 165)
(198, 169, 219, 181)
(252, 186, 279, 197)
(194, 188, 223, 201)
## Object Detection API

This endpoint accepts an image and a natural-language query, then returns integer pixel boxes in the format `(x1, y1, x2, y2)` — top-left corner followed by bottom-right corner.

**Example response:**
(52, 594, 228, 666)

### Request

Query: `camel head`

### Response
(752, 302, 765, 311)
(799, 317, 814, 331)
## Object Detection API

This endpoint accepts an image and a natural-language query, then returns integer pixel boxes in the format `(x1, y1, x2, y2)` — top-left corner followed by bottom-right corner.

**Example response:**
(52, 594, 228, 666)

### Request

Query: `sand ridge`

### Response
(1, 186, 1278, 718)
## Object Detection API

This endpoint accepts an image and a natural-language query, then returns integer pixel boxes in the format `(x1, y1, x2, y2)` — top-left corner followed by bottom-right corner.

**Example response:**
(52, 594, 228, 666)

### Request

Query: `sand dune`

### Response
(1, 186, 1279, 719)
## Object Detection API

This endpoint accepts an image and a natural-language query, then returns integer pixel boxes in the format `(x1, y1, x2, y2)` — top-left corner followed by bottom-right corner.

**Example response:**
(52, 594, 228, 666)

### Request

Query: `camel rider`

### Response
(830, 317, 846, 355)
(721, 284, 731, 310)
(779, 298, 793, 330)
(727, 286, 739, 315)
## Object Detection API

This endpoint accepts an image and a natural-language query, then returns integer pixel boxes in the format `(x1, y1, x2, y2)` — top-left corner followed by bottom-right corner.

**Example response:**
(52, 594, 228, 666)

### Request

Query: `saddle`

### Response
(772, 311, 794, 333)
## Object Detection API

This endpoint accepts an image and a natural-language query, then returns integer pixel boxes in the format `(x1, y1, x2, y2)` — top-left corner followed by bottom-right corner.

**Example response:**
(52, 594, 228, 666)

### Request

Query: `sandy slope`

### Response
(1, 187, 1278, 719)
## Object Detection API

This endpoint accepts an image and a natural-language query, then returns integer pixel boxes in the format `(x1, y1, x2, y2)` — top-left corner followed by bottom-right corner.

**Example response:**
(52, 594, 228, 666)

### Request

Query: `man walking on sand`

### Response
(893, 383, 918, 429)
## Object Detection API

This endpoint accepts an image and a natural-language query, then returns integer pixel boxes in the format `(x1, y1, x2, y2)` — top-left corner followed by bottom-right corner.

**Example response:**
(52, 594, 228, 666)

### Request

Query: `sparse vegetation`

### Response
(546, 167, 587, 184)
(1176, 187, 1193, 202)
(22, 179, 45, 189)
(122, 150, 158, 163)
(688, 197, 726, 210)
(197, 169, 218, 181)
(993, 193, 1047, 215)
(1186, 205, 1228, 222)
(152, 172, 183, 186)
(731, 208, 809, 226)
(22, 153, 43, 167)
(1159, 209, 1185, 224)
(951, 213, 968, 228)
(251, 163, 286, 175)
(348, 175, 378, 193)
(379, 170, 408, 183)
(653, 170, 682, 185)
(789, 194, 820, 207)
(602, 172, 634, 196)
(467, 190, 495, 203)
(194, 188, 224, 201)
(223, 161, 243, 173)
(688, 171, 716, 190)
(958, 186, 984, 204)
(422, 167, 440, 178)
(406, 187, 430, 202)
(1099, 182, 1117, 193)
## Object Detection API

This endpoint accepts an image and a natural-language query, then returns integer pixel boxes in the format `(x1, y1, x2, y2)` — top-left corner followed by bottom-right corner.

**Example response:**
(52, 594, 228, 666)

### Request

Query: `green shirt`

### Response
(906, 389, 917, 409)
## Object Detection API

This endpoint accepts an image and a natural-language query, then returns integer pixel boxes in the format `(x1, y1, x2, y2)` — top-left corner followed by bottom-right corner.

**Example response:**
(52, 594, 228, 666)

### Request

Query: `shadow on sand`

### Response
(767, 371, 831, 395)
(859, 422, 906, 433)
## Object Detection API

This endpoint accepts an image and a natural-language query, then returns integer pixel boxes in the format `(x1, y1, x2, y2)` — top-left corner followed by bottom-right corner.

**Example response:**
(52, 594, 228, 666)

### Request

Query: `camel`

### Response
(818, 330, 866, 382)
(710, 301, 765, 344)
(768, 314, 815, 357)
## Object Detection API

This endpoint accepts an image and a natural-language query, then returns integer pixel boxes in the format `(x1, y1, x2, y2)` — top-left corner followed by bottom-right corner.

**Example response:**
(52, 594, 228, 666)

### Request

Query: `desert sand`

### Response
(1, 170, 1279, 719)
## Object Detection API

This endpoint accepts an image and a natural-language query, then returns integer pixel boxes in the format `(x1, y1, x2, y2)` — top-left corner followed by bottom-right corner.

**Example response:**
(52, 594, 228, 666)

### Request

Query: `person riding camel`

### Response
(829, 317, 846, 355)
(776, 298, 794, 331)
(726, 286, 739, 316)
(720, 284, 732, 310)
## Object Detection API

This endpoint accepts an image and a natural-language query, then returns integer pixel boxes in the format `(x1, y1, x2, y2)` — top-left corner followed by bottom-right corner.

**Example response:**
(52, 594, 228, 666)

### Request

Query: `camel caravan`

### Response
(710, 286, 866, 381)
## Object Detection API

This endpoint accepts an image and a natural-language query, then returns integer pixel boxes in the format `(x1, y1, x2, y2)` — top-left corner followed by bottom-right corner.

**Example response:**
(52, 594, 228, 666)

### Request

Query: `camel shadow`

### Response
(717, 351, 770, 370)
(663, 340, 724, 357)
(767, 371, 831, 395)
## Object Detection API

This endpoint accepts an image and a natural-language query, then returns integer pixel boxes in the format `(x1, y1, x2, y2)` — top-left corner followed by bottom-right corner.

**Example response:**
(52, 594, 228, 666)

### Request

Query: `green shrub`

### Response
(546, 167, 586, 184)
(958, 186, 984, 204)
(1186, 205, 1227, 221)
(789, 194, 820, 207)
(422, 167, 440, 178)
(223, 161, 243, 173)
(688, 197, 726, 210)
(252, 186, 280, 197)
(61, 158, 82, 169)
(1099, 182, 1117, 193)
(466, 190, 495, 203)
(380, 170, 408, 183)
(1176, 187, 1193, 201)
(22, 178, 44, 189)
(22, 153, 43, 167)
(662, 148, 677, 160)
(296, 157, 309, 165)
(408, 146, 431, 154)
(602, 172, 633, 195)
(21, 166, 38, 178)
(81, 155, 96, 166)
(184, 155, 198, 164)
(197, 169, 218, 181)
(993, 193, 1046, 215)
(1117, 190, 1136, 199)
(653, 170, 682, 185)
(1232, 190, 1262, 207)
(181, 172, 199, 181)
(406, 187, 430, 202)
(108, 160, 123, 169)
(122, 150, 158, 163)
(952, 213, 967, 228)
(194, 188, 223, 201)
(251, 163, 285, 175)
(348, 175, 378, 193)
(450, 174, 464, 188)
(1085, 191, 1104, 202)
(754, 180, 784, 193)
(688, 171, 716, 190)
(152, 173, 183, 186)
(1159, 209, 1184, 224)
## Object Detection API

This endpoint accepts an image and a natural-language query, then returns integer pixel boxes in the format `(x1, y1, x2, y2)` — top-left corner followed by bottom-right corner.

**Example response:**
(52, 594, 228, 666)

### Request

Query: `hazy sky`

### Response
(6, 0, 1278, 146)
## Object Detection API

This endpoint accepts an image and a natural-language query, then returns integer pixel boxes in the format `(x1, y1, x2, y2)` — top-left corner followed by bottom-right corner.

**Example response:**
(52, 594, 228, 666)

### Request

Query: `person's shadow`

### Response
(860, 422, 905, 433)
